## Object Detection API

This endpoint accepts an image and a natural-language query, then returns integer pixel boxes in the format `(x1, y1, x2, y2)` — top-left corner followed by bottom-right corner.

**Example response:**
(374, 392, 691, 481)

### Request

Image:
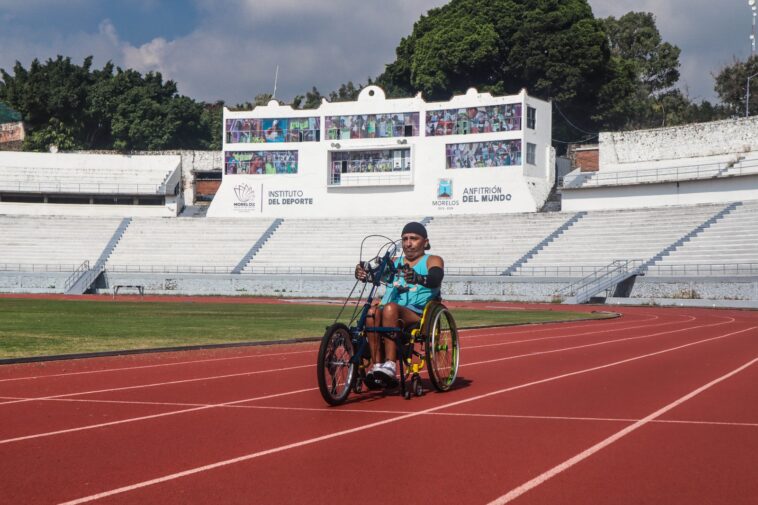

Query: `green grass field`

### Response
(0, 298, 611, 359)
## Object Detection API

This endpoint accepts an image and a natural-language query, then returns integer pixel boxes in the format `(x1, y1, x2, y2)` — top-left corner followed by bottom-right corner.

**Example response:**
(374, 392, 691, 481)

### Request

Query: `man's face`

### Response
(402, 233, 426, 258)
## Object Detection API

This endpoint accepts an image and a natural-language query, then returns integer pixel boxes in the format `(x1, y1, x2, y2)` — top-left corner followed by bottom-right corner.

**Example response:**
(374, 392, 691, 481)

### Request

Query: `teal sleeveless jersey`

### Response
(381, 255, 440, 313)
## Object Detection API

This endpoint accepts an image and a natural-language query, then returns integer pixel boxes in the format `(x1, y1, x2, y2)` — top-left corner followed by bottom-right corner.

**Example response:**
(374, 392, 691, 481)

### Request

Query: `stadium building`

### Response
(210, 86, 554, 217)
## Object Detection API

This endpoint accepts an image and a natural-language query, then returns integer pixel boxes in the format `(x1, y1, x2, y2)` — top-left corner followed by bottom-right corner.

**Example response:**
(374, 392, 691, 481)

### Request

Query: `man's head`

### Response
(401, 221, 430, 258)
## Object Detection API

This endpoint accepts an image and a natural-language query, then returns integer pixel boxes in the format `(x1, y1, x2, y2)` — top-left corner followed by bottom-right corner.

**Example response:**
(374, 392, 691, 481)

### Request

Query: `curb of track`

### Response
(0, 311, 619, 366)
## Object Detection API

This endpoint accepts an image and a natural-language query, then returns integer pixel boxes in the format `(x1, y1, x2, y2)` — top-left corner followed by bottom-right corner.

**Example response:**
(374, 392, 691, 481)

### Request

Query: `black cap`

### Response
(402, 221, 427, 238)
(402, 221, 430, 250)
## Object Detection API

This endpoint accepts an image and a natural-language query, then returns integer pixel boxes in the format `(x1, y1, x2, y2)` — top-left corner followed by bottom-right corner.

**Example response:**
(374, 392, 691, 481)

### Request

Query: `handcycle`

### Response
(317, 236, 460, 405)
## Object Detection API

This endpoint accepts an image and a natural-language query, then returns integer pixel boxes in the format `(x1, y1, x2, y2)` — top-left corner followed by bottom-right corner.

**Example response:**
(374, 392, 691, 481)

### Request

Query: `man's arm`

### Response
(403, 255, 444, 288)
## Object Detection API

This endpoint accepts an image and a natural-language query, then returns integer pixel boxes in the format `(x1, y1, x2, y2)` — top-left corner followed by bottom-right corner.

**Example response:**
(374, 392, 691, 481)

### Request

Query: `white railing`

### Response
(0, 180, 166, 195)
(0, 263, 79, 272)
(645, 263, 758, 277)
(328, 171, 413, 187)
(561, 158, 758, 189)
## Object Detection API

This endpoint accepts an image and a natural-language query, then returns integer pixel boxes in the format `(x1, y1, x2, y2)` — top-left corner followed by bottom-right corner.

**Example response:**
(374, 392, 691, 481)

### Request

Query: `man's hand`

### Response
(402, 264, 425, 285)
(356, 262, 376, 282)
(355, 263, 368, 282)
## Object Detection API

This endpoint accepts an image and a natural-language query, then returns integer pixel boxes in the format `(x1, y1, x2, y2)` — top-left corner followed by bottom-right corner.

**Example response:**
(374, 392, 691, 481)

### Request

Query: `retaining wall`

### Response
(599, 116, 758, 166)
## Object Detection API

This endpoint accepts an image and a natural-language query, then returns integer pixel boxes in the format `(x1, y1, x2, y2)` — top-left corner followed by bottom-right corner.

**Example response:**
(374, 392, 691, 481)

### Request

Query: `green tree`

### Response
(596, 12, 686, 129)
(0, 56, 212, 151)
(292, 87, 324, 109)
(328, 81, 362, 102)
(200, 101, 224, 150)
(0, 56, 93, 149)
(714, 56, 758, 117)
(375, 0, 612, 142)
(601, 12, 680, 95)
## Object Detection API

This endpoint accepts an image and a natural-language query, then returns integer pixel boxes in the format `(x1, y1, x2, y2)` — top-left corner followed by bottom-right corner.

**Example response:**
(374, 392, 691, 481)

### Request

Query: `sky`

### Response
(0, 0, 752, 105)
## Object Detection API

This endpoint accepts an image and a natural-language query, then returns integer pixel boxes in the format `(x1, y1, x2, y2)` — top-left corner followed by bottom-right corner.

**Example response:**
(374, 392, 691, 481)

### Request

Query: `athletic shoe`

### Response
(373, 360, 398, 388)
(365, 363, 384, 390)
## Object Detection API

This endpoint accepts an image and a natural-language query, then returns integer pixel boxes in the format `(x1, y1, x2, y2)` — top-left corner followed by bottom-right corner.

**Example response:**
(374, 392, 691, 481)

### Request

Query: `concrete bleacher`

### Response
(648, 200, 758, 276)
(424, 212, 574, 274)
(243, 216, 420, 274)
(0, 152, 180, 195)
(0, 215, 124, 271)
(513, 203, 728, 276)
(105, 217, 275, 272)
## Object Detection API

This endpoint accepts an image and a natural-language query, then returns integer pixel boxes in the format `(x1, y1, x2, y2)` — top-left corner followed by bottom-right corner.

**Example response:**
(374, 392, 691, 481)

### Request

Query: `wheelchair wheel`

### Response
(317, 323, 356, 406)
(424, 304, 459, 392)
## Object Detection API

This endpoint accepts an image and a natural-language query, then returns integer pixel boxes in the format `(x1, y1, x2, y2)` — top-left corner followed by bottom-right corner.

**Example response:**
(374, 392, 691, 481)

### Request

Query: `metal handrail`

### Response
(63, 260, 90, 290)
(0, 263, 80, 272)
(0, 180, 165, 194)
(561, 158, 758, 188)
(558, 260, 644, 296)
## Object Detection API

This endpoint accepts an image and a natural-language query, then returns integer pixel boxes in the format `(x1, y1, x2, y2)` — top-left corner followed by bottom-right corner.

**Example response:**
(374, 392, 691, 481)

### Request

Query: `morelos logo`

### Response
(437, 178, 453, 199)
(234, 184, 255, 202)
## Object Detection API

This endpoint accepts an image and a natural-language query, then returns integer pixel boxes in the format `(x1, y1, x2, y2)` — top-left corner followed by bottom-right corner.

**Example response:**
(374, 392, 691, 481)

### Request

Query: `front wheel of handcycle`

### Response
(423, 304, 460, 392)
(317, 323, 356, 406)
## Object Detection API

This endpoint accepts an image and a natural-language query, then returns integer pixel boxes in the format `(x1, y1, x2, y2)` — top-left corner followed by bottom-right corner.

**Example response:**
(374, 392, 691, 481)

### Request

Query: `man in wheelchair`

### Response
(355, 221, 444, 388)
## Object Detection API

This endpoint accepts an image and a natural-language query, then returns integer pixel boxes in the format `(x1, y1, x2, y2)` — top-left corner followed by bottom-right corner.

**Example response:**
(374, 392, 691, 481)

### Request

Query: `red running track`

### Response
(0, 304, 756, 504)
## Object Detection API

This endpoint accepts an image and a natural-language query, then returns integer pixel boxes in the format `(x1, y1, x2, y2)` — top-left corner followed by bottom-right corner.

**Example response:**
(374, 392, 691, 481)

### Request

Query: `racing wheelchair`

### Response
(317, 236, 460, 406)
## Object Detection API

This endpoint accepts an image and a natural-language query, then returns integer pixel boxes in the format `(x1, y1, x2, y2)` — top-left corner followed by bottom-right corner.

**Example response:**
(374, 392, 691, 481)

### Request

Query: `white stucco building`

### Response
(208, 86, 554, 217)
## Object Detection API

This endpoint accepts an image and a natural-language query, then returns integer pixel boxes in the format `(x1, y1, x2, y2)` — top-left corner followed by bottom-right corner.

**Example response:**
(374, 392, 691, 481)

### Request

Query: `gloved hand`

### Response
(402, 264, 425, 285)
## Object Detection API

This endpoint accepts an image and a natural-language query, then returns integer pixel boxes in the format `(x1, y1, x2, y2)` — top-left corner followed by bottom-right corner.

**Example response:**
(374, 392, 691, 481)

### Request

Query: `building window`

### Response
(325, 113, 420, 140)
(329, 148, 412, 186)
(445, 140, 522, 169)
(225, 117, 320, 144)
(224, 151, 298, 174)
(527, 106, 536, 129)
(426, 104, 522, 136)
(526, 143, 536, 165)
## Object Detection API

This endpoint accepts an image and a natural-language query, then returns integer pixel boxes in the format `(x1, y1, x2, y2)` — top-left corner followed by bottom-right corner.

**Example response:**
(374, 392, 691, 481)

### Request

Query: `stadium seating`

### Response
(105, 217, 275, 272)
(243, 216, 421, 274)
(0, 152, 179, 195)
(0, 215, 124, 270)
(423, 212, 573, 274)
(513, 204, 727, 276)
(649, 200, 758, 276)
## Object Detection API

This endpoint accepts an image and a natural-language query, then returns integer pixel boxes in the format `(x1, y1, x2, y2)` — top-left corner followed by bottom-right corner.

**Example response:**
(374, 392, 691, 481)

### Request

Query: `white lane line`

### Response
(10, 396, 757, 429)
(463, 315, 696, 352)
(0, 347, 317, 383)
(0, 313, 690, 408)
(0, 363, 313, 407)
(486, 353, 758, 505)
(459, 312, 662, 341)
(0, 387, 317, 445)
(57, 325, 757, 505)
(462, 316, 735, 368)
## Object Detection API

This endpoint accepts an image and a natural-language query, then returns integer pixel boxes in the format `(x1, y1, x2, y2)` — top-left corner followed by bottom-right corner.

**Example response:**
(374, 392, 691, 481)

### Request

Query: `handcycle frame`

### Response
(317, 236, 459, 405)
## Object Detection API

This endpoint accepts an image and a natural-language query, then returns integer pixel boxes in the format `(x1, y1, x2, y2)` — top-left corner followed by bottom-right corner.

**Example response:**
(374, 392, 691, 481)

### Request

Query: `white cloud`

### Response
(102, 0, 448, 102)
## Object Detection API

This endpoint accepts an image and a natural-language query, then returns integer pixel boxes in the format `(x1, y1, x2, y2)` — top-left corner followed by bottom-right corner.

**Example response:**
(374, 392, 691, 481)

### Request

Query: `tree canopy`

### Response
(372, 1, 722, 141)
(714, 55, 758, 117)
(0, 56, 218, 152)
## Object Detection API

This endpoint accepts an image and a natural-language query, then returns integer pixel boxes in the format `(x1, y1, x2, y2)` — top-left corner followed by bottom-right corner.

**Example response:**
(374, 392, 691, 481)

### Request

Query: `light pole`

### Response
(747, 71, 758, 117)
(751, 0, 757, 56)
